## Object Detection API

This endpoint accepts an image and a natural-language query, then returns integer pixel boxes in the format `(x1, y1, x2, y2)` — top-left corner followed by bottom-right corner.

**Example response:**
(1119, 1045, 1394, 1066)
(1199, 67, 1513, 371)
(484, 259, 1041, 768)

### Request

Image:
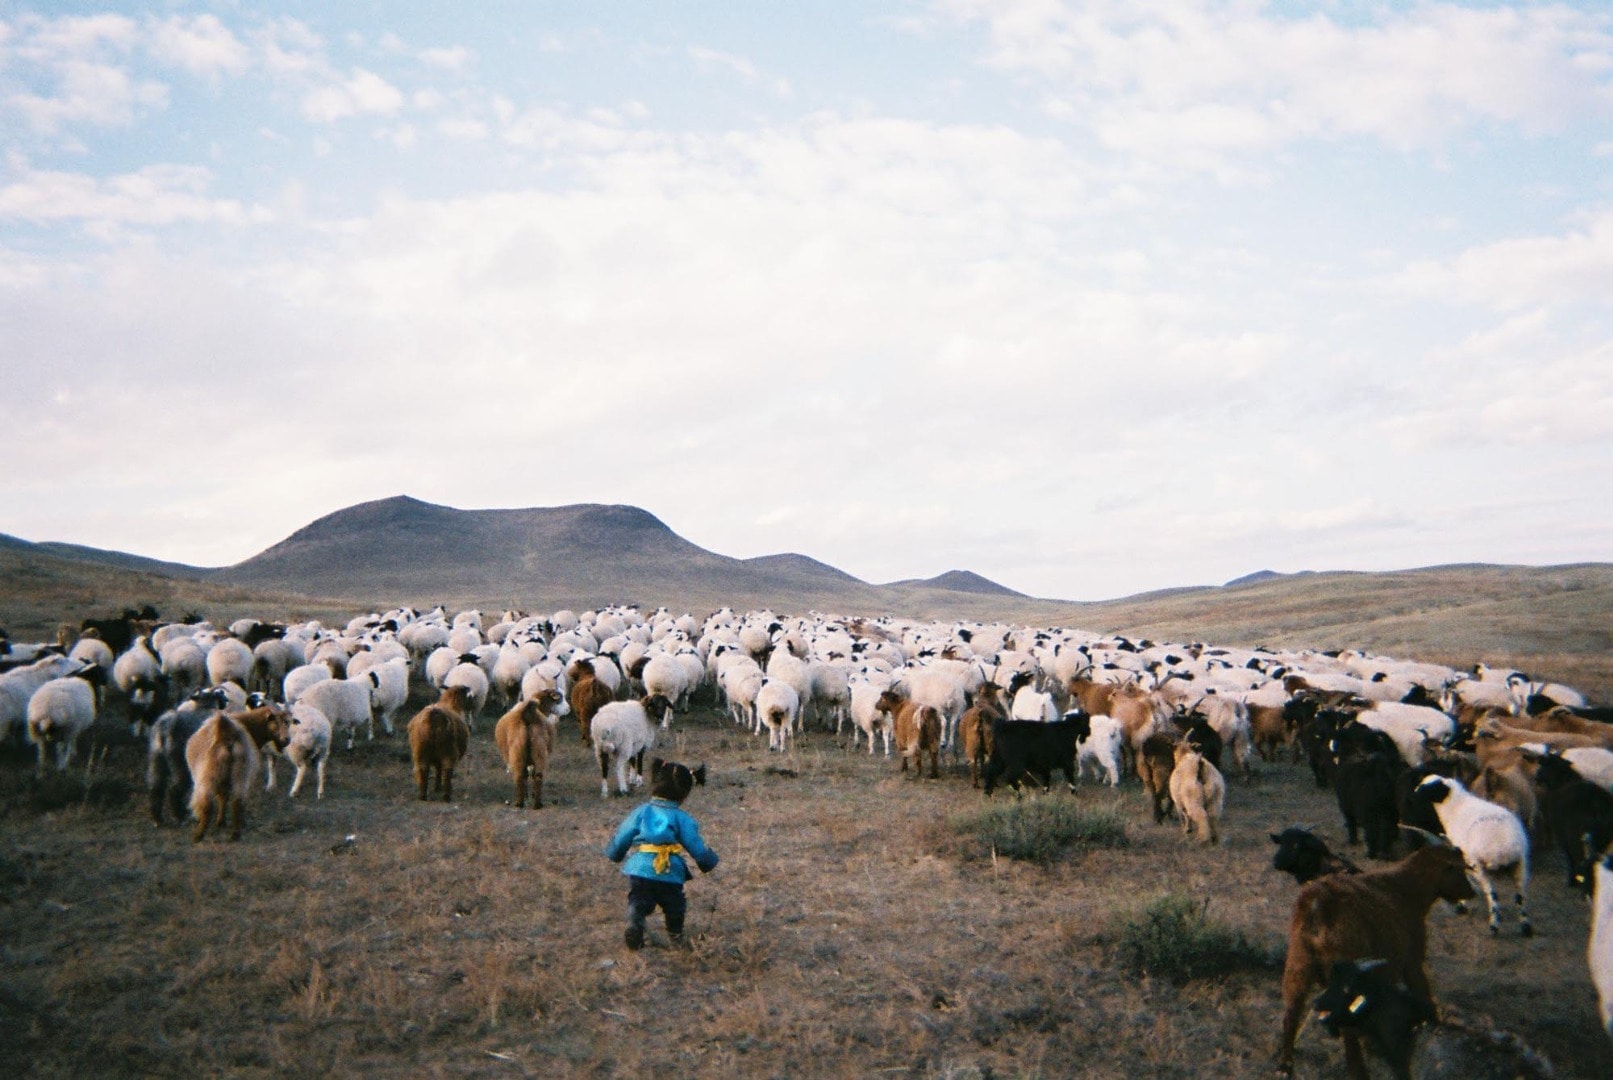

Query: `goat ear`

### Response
(693, 764, 707, 786)
(1270, 833, 1283, 844)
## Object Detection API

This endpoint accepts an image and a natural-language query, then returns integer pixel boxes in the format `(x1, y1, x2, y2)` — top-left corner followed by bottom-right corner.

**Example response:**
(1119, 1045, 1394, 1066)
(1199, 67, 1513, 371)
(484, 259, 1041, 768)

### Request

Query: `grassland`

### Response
(2, 688, 1609, 1078)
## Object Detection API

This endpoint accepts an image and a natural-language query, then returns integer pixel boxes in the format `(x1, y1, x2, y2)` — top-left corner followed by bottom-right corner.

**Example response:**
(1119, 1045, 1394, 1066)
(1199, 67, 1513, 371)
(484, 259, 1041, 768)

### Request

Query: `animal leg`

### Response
(315, 756, 326, 799)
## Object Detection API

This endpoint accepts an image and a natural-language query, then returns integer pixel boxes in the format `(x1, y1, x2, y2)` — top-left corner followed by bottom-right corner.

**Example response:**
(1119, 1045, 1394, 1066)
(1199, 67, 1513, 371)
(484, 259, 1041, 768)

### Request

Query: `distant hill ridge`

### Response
(14, 494, 1018, 609)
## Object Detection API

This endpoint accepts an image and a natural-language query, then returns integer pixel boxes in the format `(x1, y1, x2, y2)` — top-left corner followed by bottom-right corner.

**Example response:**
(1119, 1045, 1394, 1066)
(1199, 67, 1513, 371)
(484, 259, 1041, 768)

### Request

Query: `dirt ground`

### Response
(2, 691, 1609, 1079)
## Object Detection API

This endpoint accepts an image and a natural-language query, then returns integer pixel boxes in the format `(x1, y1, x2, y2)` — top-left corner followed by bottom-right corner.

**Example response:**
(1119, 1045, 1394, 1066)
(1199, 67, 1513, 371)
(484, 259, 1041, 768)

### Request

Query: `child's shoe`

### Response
(625, 924, 644, 951)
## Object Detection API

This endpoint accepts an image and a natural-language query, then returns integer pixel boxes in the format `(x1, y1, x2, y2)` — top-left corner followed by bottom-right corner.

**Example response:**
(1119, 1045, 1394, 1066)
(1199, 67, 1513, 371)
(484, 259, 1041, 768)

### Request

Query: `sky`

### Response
(1, 1, 1611, 602)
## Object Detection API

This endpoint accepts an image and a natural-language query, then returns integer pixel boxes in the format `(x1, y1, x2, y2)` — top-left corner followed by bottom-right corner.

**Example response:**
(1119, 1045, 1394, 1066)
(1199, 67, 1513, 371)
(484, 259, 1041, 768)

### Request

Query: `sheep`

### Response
(592, 694, 670, 797)
(184, 712, 261, 842)
(25, 667, 102, 772)
(756, 679, 801, 753)
(493, 688, 565, 809)
(641, 653, 689, 717)
(1312, 957, 1557, 1079)
(248, 638, 295, 698)
(1592, 854, 1613, 1042)
(282, 661, 334, 703)
(848, 679, 894, 757)
(158, 636, 208, 700)
(297, 676, 376, 752)
(423, 646, 463, 689)
(407, 685, 473, 801)
(896, 664, 970, 750)
(1270, 826, 1362, 885)
(1413, 775, 1532, 937)
(66, 637, 113, 700)
(363, 656, 410, 737)
(443, 661, 490, 720)
(284, 702, 332, 798)
(206, 638, 254, 690)
(1275, 842, 1477, 1077)
(0, 653, 80, 746)
(568, 658, 615, 747)
(1168, 741, 1225, 845)
(490, 646, 531, 712)
(111, 637, 165, 732)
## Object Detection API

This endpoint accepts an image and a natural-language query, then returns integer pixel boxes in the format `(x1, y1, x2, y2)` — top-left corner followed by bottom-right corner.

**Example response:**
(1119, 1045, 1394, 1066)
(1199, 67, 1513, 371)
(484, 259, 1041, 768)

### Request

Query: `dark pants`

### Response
(627, 875, 687, 935)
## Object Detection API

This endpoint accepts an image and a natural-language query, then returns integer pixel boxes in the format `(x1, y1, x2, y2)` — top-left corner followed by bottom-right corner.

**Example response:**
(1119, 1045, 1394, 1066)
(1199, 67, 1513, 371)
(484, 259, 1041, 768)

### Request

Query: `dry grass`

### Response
(2, 684, 1609, 1079)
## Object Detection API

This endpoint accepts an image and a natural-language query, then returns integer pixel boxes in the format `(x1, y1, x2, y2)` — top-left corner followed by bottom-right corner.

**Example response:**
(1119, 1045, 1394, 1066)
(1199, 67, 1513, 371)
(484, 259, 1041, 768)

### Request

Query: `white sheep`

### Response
(1591, 854, 1613, 1041)
(896, 664, 970, 749)
(721, 662, 765, 730)
(444, 661, 490, 720)
(206, 638, 254, 689)
(26, 668, 99, 771)
(765, 649, 813, 731)
(848, 679, 895, 756)
(158, 636, 208, 699)
(363, 656, 410, 736)
(0, 653, 80, 745)
(591, 695, 666, 797)
(1357, 701, 1456, 767)
(1010, 685, 1058, 723)
(491, 646, 532, 710)
(249, 638, 295, 698)
(756, 678, 801, 752)
(1415, 775, 1532, 937)
(285, 701, 332, 798)
(112, 637, 163, 728)
(297, 676, 376, 751)
(282, 662, 333, 704)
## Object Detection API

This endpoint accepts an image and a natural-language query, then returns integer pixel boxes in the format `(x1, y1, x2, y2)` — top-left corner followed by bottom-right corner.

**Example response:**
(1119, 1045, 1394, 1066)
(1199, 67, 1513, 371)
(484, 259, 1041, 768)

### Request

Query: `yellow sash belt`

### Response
(635, 843, 687, 875)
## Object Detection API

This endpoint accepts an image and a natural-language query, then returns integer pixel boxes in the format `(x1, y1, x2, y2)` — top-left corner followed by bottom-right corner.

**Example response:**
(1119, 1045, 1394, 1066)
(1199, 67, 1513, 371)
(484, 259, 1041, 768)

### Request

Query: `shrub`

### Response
(952, 797, 1127, 864)
(1109, 893, 1277, 983)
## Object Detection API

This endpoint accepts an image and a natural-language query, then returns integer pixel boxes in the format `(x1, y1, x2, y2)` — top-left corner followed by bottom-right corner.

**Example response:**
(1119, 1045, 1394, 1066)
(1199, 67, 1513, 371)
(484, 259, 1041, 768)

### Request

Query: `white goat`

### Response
(1415, 775, 1532, 937)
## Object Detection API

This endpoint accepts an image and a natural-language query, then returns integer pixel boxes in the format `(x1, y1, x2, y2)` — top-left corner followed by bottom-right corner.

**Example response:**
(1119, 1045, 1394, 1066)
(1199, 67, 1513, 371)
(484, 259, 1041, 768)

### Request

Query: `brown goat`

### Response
(877, 688, 941, 780)
(1138, 732, 1178, 824)
(1275, 843, 1477, 1078)
(184, 713, 261, 843)
(568, 659, 614, 747)
(493, 689, 564, 809)
(226, 704, 293, 790)
(959, 683, 1006, 788)
(1248, 702, 1295, 763)
(408, 685, 472, 802)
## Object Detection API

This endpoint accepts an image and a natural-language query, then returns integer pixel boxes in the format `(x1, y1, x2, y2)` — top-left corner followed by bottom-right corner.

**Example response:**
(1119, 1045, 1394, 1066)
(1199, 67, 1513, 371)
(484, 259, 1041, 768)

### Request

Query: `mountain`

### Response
(890, 569, 1027, 597)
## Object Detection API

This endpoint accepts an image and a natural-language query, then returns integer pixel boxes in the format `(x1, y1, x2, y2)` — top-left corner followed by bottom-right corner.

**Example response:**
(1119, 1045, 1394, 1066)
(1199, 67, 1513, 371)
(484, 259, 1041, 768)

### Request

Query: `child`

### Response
(604, 758, 718, 950)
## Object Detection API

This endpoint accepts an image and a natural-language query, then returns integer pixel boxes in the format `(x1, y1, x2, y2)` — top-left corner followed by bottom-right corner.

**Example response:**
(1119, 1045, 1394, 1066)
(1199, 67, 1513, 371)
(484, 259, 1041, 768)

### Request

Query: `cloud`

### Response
(419, 45, 473, 71)
(0, 163, 271, 232)
(6, 57, 168, 132)
(301, 67, 405, 122)
(929, 0, 1613, 166)
(146, 14, 249, 78)
(1392, 208, 1613, 311)
(688, 45, 792, 97)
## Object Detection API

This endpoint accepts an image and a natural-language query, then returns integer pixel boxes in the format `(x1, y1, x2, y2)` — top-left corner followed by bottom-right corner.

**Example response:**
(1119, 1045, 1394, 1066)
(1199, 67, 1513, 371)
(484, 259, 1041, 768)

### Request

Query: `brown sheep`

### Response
(184, 712, 261, 843)
(494, 689, 564, 809)
(1275, 842, 1476, 1077)
(408, 685, 472, 802)
(959, 683, 1005, 789)
(568, 658, 614, 747)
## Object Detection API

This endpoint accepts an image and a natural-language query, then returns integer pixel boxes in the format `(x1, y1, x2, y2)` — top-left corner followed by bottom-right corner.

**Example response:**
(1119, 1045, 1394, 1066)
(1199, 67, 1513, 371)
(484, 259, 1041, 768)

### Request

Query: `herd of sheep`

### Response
(3, 600, 1613, 1075)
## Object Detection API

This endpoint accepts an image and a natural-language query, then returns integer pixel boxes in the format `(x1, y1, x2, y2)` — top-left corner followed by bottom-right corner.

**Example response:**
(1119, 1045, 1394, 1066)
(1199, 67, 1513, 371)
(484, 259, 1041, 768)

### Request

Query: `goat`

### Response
(407, 685, 473, 801)
(568, 658, 614, 747)
(877, 687, 941, 779)
(957, 683, 1005, 787)
(592, 694, 670, 797)
(1270, 826, 1362, 885)
(1139, 732, 1178, 824)
(1275, 842, 1477, 1076)
(493, 688, 564, 809)
(1168, 741, 1225, 845)
(1521, 747, 1613, 890)
(981, 711, 1090, 796)
(184, 712, 261, 842)
(1312, 957, 1556, 1079)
